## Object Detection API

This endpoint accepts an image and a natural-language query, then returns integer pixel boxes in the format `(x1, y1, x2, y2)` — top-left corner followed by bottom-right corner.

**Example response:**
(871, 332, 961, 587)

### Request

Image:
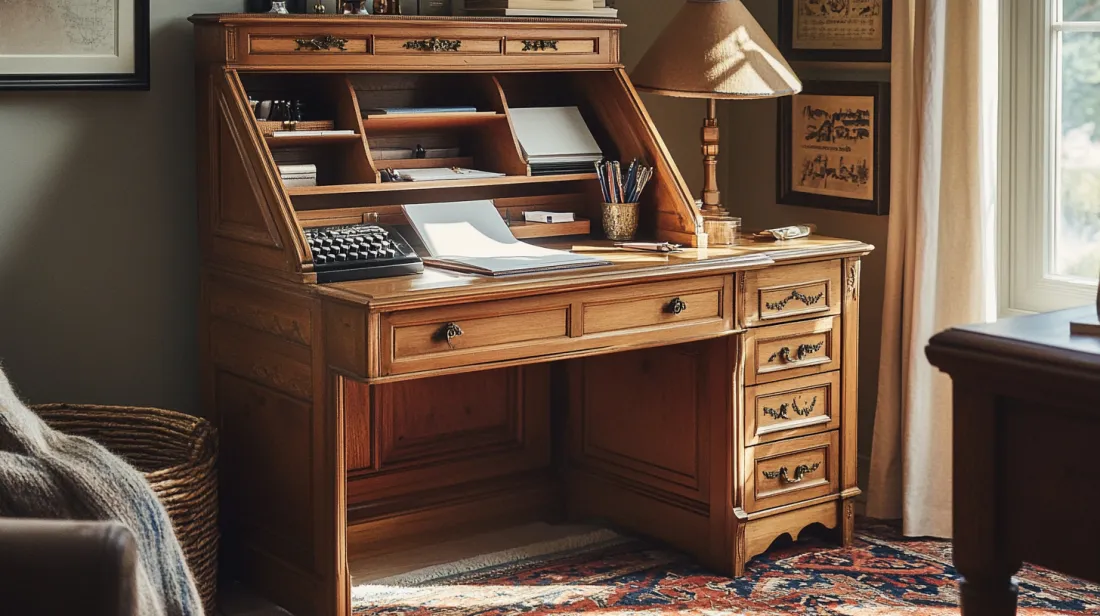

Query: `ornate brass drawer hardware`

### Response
(763, 396, 818, 420)
(768, 342, 824, 364)
(434, 322, 464, 347)
(521, 39, 559, 52)
(666, 298, 688, 315)
(295, 35, 349, 51)
(763, 404, 790, 420)
(792, 396, 817, 417)
(762, 462, 821, 484)
(403, 37, 462, 52)
(765, 289, 825, 312)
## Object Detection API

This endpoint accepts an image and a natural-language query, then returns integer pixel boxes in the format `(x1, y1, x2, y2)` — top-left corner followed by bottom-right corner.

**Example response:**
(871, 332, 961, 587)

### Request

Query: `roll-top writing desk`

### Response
(191, 14, 873, 616)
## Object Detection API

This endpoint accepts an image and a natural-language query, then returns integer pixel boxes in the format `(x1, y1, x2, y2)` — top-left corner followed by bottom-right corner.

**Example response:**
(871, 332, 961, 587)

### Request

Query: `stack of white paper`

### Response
(509, 107, 604, 175)
(403, 201, 609, 276)
(396, 168, 506, 182)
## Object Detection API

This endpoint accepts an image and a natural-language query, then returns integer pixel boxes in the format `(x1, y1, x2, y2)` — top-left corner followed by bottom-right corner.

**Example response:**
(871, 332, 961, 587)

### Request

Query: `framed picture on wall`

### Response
(777, 81, 890, 216)
(778, 0, 892, 63)
(0, 0, 151, 90)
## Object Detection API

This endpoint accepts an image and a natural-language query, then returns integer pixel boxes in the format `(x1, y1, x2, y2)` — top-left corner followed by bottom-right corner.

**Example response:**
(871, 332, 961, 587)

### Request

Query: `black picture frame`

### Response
(778, 0, 892, 63)
(0, 0, 151, 91)
(777, 81, 891, 216)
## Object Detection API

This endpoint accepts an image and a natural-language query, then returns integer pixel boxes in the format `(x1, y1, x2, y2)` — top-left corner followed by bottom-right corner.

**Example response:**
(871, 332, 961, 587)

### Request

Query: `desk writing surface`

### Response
(316, 236, 872, 307)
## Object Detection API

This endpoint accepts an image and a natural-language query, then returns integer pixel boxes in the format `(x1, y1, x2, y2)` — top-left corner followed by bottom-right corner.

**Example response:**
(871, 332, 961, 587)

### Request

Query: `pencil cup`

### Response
(601, 202, 640, 241)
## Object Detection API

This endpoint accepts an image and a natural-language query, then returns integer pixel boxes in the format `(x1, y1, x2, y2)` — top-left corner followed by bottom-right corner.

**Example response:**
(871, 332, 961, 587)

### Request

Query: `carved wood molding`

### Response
(846, 260, 861, 301)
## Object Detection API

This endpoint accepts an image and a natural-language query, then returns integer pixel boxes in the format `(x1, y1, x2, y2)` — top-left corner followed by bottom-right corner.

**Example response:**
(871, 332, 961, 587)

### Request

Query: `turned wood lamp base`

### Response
(699, 98, 740, 246)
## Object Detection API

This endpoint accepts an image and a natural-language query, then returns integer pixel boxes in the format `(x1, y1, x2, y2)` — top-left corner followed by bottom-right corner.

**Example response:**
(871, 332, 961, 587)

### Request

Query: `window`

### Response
(1001, 0, 1100, 314)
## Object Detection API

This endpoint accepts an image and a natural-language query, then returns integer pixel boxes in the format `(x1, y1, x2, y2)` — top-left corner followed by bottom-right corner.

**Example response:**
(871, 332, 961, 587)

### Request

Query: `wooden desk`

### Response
(927, 307, 1100, 616)
(191, 15, 873, 615)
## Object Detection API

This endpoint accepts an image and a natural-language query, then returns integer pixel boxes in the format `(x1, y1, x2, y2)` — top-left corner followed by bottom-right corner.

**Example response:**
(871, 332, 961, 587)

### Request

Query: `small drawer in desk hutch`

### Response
(745, 316, 840, 385)
(744, 431, 839, 513)
(505, 38, 600, 55)
(375, 36, 503, 55)
(744, 261, 841, 326)
(248, 34, 371, 55)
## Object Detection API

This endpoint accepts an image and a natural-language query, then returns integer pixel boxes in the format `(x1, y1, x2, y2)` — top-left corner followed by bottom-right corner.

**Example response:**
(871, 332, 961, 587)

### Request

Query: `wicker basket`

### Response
(34, 404, 219, 614)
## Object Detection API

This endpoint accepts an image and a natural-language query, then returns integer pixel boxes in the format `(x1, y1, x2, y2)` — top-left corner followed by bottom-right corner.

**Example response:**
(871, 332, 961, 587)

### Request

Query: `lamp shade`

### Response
(631, 0, 802, 100)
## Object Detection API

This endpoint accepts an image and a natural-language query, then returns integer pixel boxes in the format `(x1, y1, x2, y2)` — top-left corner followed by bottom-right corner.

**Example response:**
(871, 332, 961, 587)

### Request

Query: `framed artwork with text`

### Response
(777, 81, 890, 216)
(779, 0, 892, 63)
(0, 0, 150, 90)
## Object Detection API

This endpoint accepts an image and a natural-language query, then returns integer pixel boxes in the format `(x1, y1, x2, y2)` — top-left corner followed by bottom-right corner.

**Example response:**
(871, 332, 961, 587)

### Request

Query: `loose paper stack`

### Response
(403, 200, 609, 276)
(510, 107, 604, 176)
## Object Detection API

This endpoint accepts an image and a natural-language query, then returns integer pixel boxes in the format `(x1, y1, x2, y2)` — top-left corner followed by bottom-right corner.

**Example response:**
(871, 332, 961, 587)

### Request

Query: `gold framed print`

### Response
(779, 0, 892, 63)
(777, 81, 890, 215)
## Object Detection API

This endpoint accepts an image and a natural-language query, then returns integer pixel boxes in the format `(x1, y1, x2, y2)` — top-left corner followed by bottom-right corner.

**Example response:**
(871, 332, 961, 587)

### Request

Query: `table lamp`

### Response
(631, 0, 802, 245)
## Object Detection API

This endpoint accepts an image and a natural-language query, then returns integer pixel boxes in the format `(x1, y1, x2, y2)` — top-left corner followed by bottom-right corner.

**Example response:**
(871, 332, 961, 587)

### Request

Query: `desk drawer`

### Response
(744, 261, 842, 326)
(746, 372, 841, 446)
(375, 36, 503, 55)
(383, 296, 571, 376)
(248, 33, 371, 55)
(582, 277, 727, 336)
(745, 316, 840, 385)
(744, 431, 839, 513)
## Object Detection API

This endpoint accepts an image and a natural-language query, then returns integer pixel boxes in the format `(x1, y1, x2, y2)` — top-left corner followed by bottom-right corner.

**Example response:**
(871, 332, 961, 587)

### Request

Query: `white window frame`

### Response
(1000, 0, 1100, 315)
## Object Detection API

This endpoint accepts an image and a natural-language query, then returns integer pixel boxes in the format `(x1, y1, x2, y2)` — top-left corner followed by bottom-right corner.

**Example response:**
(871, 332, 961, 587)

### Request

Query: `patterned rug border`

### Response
(352, 522, 1100, 615)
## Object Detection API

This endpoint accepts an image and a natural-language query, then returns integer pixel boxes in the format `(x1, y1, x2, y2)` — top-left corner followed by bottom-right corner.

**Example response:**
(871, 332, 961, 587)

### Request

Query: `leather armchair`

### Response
(0, 519, 137, 616)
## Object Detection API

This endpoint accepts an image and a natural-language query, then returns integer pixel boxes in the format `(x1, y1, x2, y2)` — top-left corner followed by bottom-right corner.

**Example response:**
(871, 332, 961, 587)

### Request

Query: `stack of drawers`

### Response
(741, 261, 845, 515)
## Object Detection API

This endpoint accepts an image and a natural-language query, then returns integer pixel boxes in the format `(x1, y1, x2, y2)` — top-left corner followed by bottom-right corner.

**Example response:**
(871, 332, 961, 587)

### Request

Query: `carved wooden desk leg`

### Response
(953, 384, 1021, 616)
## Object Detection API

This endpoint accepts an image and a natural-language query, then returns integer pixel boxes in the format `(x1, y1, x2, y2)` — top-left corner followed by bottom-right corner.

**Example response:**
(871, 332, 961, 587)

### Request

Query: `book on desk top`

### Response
(403, 200, 609, 276)
(465, 6, 617, 17)
(465, 0, 591, 10)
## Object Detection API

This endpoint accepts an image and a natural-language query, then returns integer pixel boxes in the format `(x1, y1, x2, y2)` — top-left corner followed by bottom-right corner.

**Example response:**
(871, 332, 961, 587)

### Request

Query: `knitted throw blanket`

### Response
(0, 367, 203, 616)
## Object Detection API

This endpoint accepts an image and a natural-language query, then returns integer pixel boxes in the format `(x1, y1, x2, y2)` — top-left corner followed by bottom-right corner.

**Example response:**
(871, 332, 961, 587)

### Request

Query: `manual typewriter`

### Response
(304, 223, 424, 283)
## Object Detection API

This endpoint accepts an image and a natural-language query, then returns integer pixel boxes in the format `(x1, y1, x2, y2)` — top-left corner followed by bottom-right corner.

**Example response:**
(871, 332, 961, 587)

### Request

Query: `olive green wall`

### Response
(0, 0, 243, 409)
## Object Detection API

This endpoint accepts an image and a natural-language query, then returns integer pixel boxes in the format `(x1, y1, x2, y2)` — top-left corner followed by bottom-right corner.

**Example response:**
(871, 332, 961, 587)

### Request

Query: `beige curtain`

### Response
(866, 0, 998, 537)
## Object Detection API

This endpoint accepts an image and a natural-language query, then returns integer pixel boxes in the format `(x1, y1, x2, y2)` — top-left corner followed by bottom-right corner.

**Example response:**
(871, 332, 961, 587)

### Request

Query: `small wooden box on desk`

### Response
(191, 14, 873, 616)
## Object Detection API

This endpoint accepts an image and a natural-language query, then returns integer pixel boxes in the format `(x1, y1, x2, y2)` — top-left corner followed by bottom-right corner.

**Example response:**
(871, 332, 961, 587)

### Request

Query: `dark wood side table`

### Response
(926, 306, 1100, 616)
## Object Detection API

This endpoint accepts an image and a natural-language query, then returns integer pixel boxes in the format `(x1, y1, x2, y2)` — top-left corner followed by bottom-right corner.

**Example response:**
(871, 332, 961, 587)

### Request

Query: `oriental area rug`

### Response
(353, 522, 1100, 615)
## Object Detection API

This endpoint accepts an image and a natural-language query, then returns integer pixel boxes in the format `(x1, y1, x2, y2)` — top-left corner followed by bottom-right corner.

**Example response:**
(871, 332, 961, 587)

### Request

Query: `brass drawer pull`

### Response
(434, 322, 464, 347)
(666, 298, 688, 315)
(762, 462, 821, 484)
(763, 396, 817, 420)
(521, 39, 559, 52)
(404, 37, 462, 52)
(765, 289, 825, 312)
(768, 342, 824, 365)
(295, 35, 348, 51)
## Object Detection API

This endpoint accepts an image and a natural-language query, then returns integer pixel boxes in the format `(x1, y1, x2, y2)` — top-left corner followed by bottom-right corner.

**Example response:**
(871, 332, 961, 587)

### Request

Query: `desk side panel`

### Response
(203, 272, 346, 616)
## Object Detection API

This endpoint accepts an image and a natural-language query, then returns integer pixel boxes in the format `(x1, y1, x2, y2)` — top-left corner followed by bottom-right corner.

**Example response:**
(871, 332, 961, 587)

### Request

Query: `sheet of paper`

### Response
(398, 168, 506, 182)
(403, 201, 608, 275)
